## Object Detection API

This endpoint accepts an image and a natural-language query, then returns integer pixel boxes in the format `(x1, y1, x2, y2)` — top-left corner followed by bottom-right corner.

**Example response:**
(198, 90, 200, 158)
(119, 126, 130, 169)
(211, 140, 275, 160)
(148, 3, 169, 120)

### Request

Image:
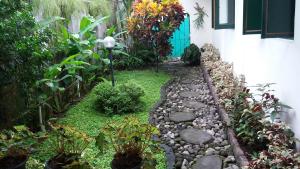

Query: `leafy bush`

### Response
(127, 0, 185, 57)
(94, 81, 145, 115)
(202, 44, 299, 167)
(182, 44, 201, 66)
(248, 123, 300, 169)
(113, 53, 144, 70)
(96, 116, 160, 168)
(202, 44, 242, 109)
(230, 84, 293, 149)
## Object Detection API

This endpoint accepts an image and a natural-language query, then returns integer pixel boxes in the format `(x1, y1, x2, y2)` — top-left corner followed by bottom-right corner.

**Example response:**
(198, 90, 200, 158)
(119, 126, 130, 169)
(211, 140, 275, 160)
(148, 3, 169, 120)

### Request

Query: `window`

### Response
(212, 0, 235, 29)
(243, 0, 295, 39)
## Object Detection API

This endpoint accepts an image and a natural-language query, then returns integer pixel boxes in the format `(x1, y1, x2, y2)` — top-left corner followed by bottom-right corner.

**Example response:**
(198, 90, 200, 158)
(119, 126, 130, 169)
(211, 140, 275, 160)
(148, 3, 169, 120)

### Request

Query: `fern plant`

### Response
(193, 2, 208, 29)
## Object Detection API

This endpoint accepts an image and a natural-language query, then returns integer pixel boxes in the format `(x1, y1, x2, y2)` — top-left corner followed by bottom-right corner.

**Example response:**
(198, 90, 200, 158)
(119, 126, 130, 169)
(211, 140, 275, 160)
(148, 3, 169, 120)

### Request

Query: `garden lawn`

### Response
(33, 69, 170, 169)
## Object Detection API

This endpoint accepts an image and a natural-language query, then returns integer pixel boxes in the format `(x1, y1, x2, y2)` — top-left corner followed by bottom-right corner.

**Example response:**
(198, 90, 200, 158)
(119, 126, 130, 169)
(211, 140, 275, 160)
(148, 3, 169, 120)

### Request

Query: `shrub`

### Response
(94, 81, 145, 115)
(248, 123, 300, 169)
(181, 44, 201, 66)
(127, 0, 185, 57)
(95, 116, 160, 168)
(113, 54, 144, 70)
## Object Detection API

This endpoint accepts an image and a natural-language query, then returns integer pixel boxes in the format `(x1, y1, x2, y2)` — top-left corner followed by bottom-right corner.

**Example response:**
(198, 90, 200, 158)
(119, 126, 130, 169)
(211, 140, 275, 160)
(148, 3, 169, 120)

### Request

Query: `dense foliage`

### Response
(0, 1, 54, 128)
(127, 0, 185, 57)
(181, 44, 201, 66)
(230, 84, 292, 149)
(202, 44, 241, 109)
(248, 123, 300, 169)
(32, 70, 169, 169)
(114, 43, 158, 70)
(202, 44, 300, 168)
(94, 81, 145, 115)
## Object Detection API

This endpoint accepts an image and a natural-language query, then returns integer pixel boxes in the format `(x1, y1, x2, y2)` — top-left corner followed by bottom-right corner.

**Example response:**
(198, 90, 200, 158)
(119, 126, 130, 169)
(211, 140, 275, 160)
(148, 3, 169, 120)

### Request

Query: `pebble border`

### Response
(149, 78, 176, 169)
(200, 63, 249, 167)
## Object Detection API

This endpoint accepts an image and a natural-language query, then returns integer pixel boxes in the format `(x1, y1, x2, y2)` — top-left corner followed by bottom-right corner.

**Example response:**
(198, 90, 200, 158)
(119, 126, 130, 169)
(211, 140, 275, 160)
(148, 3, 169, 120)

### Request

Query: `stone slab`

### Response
(181, 79, 194, 84)
(188, 84, 202, 90)
(169, 112, 196, 122)
(179, 91, 203, 98)
(192, 155, 222, 169)
(183, 101, 206, 110)
(180, 128, 213, 145)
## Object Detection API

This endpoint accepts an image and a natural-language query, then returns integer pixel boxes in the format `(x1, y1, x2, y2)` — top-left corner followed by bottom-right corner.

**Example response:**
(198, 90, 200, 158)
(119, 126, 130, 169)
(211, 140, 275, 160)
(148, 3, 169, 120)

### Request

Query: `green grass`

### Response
(32, 70, 170, 169)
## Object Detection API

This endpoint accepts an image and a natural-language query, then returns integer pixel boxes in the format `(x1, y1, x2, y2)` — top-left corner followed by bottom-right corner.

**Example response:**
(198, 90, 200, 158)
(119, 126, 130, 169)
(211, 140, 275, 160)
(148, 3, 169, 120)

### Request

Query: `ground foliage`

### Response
(201, 44, 300, 168)
(32, 70, 170, 169)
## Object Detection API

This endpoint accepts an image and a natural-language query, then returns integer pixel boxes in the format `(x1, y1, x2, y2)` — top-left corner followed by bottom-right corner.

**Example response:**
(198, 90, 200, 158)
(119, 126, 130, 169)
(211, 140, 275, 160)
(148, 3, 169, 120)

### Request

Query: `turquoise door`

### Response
(170, 14, 191, 58)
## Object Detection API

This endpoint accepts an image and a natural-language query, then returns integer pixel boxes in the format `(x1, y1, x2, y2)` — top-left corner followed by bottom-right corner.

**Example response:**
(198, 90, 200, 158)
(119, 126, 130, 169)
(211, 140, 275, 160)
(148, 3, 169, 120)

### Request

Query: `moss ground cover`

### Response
(32, 69, 170, 169)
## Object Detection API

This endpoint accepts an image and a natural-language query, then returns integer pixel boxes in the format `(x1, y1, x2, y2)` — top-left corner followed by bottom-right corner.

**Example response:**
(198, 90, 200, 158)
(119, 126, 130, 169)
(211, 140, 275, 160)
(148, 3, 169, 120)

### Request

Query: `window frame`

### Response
(213, 0, 235, 29)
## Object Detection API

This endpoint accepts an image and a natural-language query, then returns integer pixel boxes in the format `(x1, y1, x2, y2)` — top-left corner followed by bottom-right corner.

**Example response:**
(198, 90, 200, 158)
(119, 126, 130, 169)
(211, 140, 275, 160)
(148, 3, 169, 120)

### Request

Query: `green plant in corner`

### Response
(95, 116, 160, 169)
(248, 122, 300, 169)
(231, 84, 293, 151)
(193, 2, 208, 29)
(181, 44, 201, 66)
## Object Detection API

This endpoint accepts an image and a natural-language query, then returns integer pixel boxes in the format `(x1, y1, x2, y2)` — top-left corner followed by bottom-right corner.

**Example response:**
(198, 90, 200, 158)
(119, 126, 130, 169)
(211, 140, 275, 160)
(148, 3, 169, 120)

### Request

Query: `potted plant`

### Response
(45, 124, 92, 169)
(95, 116, 160, 169)
(0, 125, 34, 169)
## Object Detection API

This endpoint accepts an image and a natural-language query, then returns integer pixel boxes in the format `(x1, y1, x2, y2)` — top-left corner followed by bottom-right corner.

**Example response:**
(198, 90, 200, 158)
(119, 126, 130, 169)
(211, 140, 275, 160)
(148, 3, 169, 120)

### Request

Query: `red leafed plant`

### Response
(127, 0, 185, 57)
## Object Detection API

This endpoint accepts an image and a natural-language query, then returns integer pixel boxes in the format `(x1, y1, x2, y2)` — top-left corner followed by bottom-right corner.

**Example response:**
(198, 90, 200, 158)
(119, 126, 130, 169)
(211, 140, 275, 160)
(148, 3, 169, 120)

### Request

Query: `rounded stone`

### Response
(180, 91, 203, 98)
(192, 155, 222, 169)
(169, 112, 196, 122)
(180, 128, 213, 145)
(183, 101, 206, 110)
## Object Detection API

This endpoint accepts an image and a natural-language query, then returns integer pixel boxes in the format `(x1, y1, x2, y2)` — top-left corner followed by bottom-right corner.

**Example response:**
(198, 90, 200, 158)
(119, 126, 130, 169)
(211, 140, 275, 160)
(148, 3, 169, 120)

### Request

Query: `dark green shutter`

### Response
(262, 0, 295, 38)
(243, 0, 263, 34)
(213, 0, 235, 29)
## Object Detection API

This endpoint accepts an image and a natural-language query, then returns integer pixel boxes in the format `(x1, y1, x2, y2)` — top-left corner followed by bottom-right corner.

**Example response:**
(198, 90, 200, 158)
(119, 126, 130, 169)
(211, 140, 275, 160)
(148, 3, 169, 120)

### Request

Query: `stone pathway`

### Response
(152, 61, 239, 169)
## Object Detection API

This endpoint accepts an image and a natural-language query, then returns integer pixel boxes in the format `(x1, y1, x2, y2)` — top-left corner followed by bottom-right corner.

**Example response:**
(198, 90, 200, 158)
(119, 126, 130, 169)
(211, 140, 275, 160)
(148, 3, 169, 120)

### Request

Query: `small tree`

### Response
(127, 0, 185, 70)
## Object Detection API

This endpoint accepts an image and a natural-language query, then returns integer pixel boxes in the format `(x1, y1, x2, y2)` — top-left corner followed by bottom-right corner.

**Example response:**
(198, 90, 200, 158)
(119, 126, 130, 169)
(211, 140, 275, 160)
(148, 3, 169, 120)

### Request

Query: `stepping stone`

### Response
(180, 128, 213, 145)
(179, 91, 203, 98)
(192, 155, 222, 169)
(188, 84, 202, 90)
(183, 101, 206, 110)
(169, 112, 196, 122)
(181, 79, 194, 84)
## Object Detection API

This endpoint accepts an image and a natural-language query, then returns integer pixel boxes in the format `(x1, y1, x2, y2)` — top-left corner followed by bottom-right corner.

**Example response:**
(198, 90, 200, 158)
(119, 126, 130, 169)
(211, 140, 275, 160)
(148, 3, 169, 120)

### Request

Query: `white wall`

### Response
(182, 0, 300, 149)
(179, 0, 212, 47)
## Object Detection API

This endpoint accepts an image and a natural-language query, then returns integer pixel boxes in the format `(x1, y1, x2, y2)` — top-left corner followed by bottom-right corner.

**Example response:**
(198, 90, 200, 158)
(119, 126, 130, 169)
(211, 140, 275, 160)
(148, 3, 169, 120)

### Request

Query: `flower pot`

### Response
(111, 157, 143, 169)
(45, 153, 90, 169)
(0, 156, 28, 169)
(45, 153, 78, 169)
(44, 160, 51, 169)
